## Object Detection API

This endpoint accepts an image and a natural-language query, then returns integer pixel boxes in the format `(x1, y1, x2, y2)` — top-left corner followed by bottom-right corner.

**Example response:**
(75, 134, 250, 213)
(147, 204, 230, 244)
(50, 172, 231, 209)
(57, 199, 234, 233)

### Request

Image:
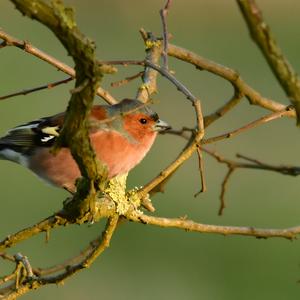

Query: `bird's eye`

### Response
(139, 118, 147, 124)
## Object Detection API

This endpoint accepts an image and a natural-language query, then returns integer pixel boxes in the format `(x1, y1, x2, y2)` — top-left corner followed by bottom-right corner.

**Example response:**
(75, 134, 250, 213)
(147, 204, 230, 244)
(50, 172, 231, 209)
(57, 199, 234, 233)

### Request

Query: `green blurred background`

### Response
(1, 0, 300, 299)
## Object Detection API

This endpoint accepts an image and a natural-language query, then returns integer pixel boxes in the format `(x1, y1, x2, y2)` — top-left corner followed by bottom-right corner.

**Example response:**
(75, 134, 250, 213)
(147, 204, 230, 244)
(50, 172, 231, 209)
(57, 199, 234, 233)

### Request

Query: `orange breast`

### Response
(29, 130, 156, 192)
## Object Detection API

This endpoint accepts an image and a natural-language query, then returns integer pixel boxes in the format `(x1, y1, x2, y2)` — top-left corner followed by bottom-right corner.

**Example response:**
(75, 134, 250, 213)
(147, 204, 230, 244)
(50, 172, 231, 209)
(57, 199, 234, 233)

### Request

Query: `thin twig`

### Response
(194, 147, 206, 196)
(236, 153, 300, 176)
(0, 77, 72, 101)
(219, 168, 235, 215)
(110, 71, 143, 88)
(193, 99, 206, 195)
(0, 253, 15, 263)
(100, 60, 144, 66)
(204, 89, 243, 127)
(203, 107, 292, 145)
(236, 153, 266, 165)
(145, 60, 196, 102)
(34, 237, 98, 277)
(162, 127, 193, 140)
(0, 273, 16, 286)
(160, 0, 173, 69)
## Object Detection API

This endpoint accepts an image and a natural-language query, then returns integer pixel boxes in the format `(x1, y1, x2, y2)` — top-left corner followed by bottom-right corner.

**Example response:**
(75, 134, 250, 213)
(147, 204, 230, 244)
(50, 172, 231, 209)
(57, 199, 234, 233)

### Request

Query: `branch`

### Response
(219, 168, 235, 215)
(103, 45, 295, 119)
(0, 77, 72, 101)
(0, 213, 66, 252)
(0, 216, 119, 299)
(131, 214, 300, 240)
(203, 107, 292, 145)
(160, 0, 172, 69)
(194, 146, 207, 196)
(167, 43, 296, 118)
(135, 60, 205, 198)
(203, 148, 300, 215)
(40, 215, 118, 283)
(110, 71, 143, 88)
(237, 0, 300, 124)
(136, 30, 162, 102)
(203, 88, 243, 127)
(0, 28, 117, 104)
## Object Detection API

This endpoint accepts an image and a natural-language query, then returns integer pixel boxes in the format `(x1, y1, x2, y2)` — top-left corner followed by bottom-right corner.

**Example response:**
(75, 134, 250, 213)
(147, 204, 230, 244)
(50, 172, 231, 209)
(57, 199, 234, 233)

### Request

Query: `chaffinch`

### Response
(0, 99, 170, 192)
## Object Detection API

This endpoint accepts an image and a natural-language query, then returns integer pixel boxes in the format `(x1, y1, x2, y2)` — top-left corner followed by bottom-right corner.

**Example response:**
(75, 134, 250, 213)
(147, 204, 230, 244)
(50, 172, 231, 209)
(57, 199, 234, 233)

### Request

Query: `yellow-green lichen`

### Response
(103, 173, 143, 216)
(126, 187, 143, 214)
(145, 39, 161, 50)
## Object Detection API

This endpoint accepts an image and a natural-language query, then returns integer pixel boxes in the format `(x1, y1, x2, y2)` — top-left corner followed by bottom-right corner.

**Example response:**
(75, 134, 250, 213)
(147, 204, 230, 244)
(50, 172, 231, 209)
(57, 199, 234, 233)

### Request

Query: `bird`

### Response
(0, 99, 170, 192)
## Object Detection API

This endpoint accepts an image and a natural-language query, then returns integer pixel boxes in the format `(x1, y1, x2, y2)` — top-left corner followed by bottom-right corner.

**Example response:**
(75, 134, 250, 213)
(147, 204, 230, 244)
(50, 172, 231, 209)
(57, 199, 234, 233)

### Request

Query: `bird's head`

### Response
(114, 99, 171, 143)
(90, 99, 170, 144)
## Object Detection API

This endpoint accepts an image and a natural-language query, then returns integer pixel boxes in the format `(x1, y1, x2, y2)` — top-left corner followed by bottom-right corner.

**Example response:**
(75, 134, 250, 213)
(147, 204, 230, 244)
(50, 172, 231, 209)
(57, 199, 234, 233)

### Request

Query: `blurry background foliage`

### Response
(1, 1, 300, 299)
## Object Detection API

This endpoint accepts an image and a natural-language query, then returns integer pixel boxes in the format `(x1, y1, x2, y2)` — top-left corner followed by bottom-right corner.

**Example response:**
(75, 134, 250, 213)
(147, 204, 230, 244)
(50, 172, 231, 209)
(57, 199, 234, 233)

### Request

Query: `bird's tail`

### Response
(0, 141, 6, 160)
(0, 141, 10, 160)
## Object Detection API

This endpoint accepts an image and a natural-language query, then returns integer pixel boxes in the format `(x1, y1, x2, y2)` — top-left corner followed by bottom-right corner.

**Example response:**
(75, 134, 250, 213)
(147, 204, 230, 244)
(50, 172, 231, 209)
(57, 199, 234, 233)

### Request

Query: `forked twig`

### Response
(203, 148, 300, 214)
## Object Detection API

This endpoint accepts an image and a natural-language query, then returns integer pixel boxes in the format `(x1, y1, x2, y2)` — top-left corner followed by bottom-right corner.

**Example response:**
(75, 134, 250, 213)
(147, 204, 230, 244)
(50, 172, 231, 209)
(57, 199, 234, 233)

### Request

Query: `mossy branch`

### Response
(237, 0, 300, 124)
(11, 0, 106, 216)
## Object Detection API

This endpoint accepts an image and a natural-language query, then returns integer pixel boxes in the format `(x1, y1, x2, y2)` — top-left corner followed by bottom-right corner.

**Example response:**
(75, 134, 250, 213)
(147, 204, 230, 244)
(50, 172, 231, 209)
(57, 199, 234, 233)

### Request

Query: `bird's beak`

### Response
(153, 119, 171, 132)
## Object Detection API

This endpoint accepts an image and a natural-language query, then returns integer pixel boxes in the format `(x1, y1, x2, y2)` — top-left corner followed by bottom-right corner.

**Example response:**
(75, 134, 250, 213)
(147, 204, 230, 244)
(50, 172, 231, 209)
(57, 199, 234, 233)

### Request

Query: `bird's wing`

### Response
(0, 112, 65, 155)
